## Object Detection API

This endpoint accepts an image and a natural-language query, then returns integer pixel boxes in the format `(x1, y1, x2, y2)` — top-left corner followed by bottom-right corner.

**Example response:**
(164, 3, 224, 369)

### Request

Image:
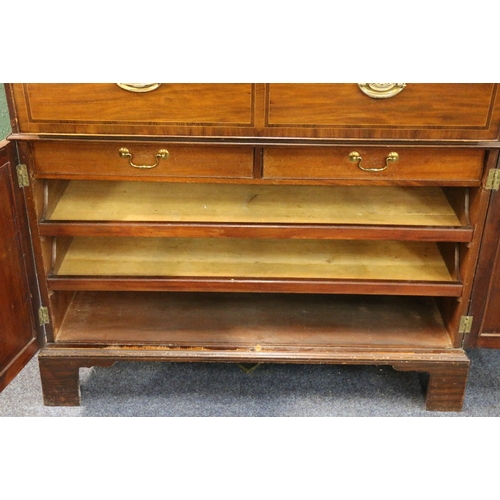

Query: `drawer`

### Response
(9, 83, 500, 141)
(31, 141, 255, 180)
(10, 83, 255, 136)
(263, 147, 485, 184)
(264, 84, 500, 141)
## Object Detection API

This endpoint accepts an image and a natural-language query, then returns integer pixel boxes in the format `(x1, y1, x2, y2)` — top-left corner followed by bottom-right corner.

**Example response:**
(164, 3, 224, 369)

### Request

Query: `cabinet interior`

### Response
(35, 178, 476, 349)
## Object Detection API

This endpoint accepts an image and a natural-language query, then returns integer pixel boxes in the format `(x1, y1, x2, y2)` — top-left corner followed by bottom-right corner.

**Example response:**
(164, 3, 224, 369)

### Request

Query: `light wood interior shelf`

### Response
(47, 181, 464, 226)
(53, 237, 456, 282)
(55, 291, 454, 349)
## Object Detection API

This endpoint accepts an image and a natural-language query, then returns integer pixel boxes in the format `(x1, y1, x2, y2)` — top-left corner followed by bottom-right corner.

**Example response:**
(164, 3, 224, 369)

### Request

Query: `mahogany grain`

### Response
(0, 141, 41, 391)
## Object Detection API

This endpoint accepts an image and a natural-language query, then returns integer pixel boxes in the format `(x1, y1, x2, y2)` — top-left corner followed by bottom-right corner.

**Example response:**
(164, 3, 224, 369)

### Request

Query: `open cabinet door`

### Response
(465, 162, 500, 348)
(0, 139, 43, 391)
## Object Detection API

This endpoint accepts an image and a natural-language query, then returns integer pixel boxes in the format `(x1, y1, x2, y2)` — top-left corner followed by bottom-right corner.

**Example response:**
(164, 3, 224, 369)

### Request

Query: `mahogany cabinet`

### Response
(2, 83, 500, 410)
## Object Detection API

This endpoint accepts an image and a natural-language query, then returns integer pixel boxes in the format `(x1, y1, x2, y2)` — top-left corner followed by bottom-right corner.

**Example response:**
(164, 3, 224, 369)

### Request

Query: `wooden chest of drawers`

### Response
(2, 83, 500, 410)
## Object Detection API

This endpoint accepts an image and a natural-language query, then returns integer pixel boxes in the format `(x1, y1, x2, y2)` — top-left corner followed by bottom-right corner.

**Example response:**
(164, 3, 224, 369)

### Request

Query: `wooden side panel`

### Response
(0, 140, 42, 391)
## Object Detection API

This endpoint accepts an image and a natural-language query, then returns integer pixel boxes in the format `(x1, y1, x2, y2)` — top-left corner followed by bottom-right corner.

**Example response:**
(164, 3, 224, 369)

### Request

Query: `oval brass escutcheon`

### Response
(358, 83, 406, 99)
(117, 83, 162, 93)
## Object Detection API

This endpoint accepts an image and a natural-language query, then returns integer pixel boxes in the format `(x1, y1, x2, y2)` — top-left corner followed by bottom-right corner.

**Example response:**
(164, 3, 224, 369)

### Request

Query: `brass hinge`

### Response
(485, 169, 500, 190)
(16, 164, 29, 188)
(38, 306, 50, 326)
(459, 315, 473, 334)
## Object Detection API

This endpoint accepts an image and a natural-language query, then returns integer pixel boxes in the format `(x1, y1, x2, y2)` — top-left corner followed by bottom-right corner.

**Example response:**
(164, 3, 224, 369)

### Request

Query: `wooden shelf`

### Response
(39, 181, 472, 241)
(47, 276, 462, 296)
(53, 237, 455, 281)
(54, 292, 454, 349)
(47, 181, 462, 225)
(48, 237, 462, 295)
(39, 221, 474, 241)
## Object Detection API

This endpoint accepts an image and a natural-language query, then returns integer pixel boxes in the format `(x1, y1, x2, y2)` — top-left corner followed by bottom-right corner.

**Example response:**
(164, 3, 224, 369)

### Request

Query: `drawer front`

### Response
(265, 84, 500, 141)
(32, 142, 255, 180)
(10, 83, 256, 136)
(10, 83, 500, 141)
(264, 147, 485, 184)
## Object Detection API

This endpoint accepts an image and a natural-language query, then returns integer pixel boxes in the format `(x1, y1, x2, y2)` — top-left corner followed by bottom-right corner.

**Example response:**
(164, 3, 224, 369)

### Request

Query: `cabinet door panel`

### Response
(466, 174, 500, 348)
(0, 140, 41, 391)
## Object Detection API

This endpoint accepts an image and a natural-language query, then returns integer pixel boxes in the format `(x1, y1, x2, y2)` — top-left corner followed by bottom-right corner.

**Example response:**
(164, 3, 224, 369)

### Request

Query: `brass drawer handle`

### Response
(119, 148, 170, 169)
(349, 151, 399, 172)
(358, 83, 406, 99)
(117, 83, 161, 93)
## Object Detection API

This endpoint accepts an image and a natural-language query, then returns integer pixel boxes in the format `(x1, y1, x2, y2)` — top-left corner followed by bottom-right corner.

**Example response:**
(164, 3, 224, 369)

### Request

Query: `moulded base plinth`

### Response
(38, 344, 470, 411)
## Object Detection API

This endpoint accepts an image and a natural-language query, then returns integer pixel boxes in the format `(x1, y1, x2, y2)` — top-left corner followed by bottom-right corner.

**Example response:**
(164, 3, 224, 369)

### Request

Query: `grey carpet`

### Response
(1, 348, 500, 416)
